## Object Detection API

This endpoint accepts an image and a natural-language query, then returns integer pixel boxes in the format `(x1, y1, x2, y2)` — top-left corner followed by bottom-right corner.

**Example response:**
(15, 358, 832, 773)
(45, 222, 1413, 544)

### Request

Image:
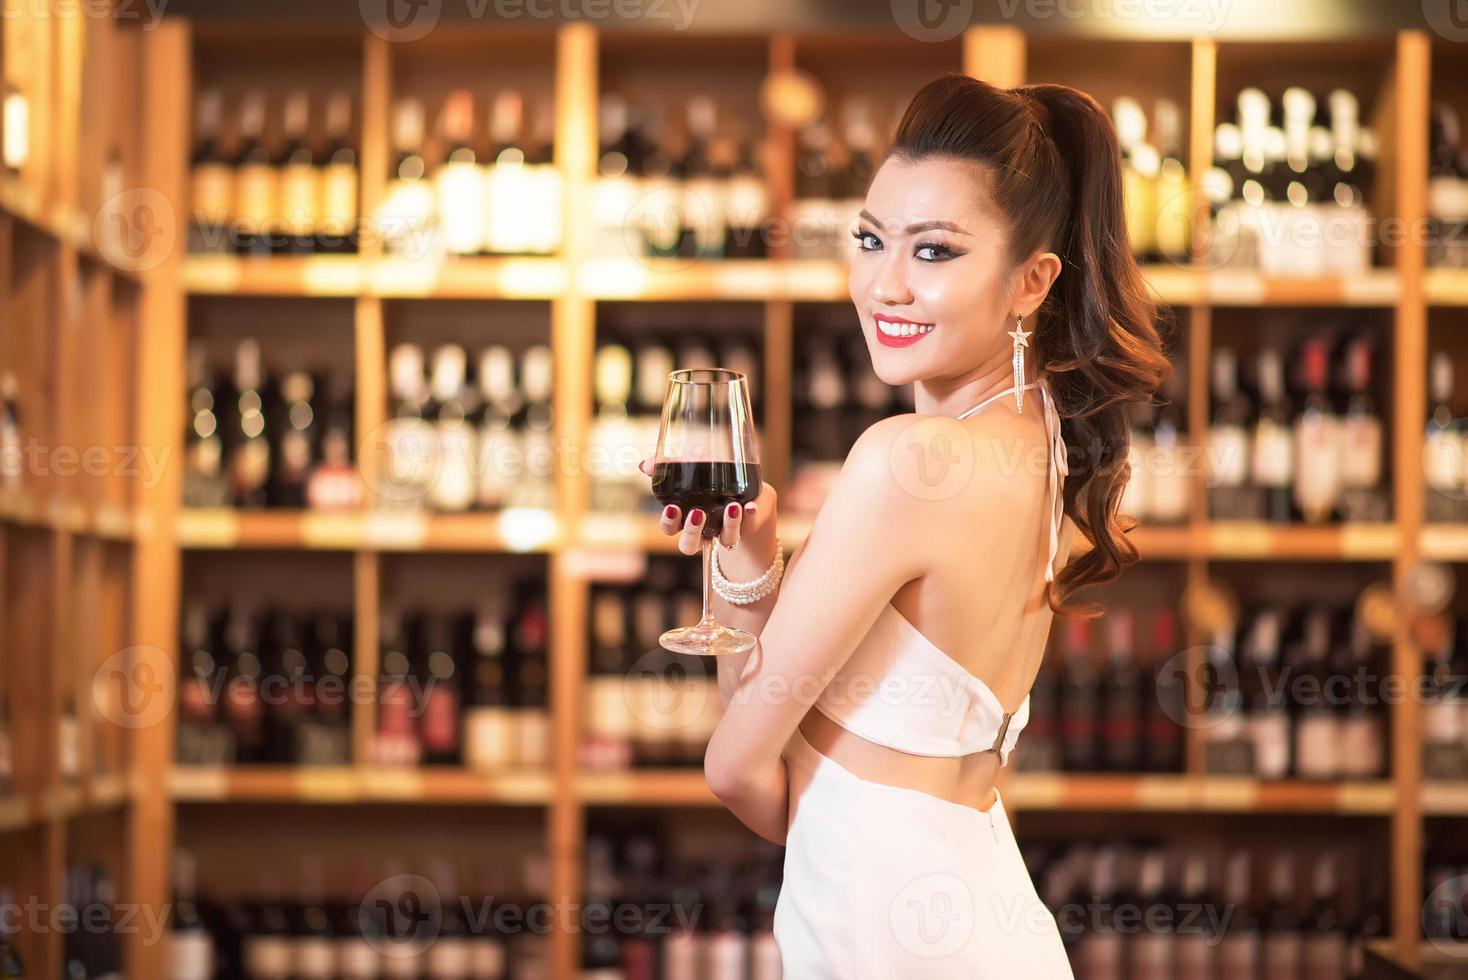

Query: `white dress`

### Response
(773, 379, 1076, 979)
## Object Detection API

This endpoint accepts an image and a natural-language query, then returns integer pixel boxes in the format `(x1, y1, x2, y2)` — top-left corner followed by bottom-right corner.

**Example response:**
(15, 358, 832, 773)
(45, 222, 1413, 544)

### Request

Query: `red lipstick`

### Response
(873, 313, 936, 349)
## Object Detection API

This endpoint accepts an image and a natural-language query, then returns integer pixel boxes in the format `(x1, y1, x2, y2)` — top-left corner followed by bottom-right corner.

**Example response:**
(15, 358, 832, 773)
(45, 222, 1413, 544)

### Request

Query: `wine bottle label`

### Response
(431, 425, 477, 512)
(379, 180, 437, 256)
(685, 175, 727, 255)
(1122, 167, 1156, 256)
(1207, 424, 1249, 488)
(705, 935, 749, 980)
(515, 710, 550, 769)
(1250, 712, 1291, 779)
(280, 163, 320, 237)
(750, 933, 781, 980)
(526, 164, 563, 254)
(467, 938, 507, 978)
(485, 160, 531, 254)
(295, 938, 336, 978)
(635, 179, 683, 256)
(591, 174, 641, 251)
(727, 175, 769, 225)
(1263, 936, 1304, 977)
(1119, 438, 1150, 520)
(1424, 430, 1463, 490)
(1293, 414, 1341, 517)
(463, 708, 515, 772)
(1219, 936, 1261, 977)
(1339, 416, 1382, 488)
(1294, 716, 1340, 778)
(1148, 448, 1191, 522)
(336, 939, 383, 978)
(321, 164, 359, 228)
(427, 937, 472, 974)
(235, 164, 279, 232)
(437, 162, 486, 255)
(587, 678, 633, 740)
(1425, 700, 1464, 741)
(166, 932, 214, 980)
(662, 930, 699, 980)
(1339, 715, 1382, 778)
(383, 416, 438, 505)
(1252, 420, 1295, 486)
(191, 163, 235, 224)
(233, 439, 271, 494)
(243, 937, 293, 975)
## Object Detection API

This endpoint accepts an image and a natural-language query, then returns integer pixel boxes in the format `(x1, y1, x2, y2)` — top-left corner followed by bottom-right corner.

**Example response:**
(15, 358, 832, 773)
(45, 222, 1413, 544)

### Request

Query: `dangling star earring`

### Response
(1008, 313, 1032, 414)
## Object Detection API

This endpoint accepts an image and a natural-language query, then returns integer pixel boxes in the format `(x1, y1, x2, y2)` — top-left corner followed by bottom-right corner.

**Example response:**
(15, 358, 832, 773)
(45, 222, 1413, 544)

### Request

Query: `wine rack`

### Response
(6, 4, 1468, 976)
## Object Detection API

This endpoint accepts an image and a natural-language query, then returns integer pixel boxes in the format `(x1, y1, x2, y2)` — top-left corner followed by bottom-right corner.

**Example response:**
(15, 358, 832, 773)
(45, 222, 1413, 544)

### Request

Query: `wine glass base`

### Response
(659, 623, 757, 657)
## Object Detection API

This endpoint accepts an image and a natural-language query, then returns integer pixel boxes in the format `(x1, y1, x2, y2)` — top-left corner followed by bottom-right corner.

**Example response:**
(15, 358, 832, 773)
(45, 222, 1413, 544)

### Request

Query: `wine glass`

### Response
(651, 369, 763, 656)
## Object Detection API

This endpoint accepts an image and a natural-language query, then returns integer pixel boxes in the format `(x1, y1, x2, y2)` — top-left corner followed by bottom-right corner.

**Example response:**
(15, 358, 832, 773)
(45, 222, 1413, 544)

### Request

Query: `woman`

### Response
(641, 73, 1169, 976)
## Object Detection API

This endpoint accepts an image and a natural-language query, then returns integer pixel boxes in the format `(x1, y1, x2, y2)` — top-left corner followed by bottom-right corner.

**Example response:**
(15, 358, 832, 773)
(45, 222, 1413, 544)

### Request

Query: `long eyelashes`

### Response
(852, 228, 963, 262)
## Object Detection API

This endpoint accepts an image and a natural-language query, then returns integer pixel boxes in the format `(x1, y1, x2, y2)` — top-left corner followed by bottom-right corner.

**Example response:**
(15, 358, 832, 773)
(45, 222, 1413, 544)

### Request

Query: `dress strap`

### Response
(954, 377, 1068, 583)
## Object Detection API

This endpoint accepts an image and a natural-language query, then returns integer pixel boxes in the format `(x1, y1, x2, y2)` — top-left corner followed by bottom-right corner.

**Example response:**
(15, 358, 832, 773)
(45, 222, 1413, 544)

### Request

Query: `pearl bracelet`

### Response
(712, 538, 784, 605)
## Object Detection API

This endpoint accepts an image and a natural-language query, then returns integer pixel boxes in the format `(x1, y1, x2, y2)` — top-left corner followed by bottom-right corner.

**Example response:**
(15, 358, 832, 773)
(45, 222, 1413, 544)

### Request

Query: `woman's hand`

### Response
(638, 457, 779, 557)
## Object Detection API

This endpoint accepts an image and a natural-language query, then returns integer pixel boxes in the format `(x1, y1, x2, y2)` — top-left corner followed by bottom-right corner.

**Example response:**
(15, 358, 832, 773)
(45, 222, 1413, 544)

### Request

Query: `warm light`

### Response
(2, 87, 28, 172)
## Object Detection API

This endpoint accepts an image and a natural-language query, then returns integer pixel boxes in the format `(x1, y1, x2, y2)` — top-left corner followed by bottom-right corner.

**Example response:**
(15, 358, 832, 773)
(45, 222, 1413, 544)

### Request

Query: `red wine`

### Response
(651, 460, 762, 538)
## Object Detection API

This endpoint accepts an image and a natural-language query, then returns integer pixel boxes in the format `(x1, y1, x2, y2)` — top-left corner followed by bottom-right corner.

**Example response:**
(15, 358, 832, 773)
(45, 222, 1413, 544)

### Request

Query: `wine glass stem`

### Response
(699, 536, 717, 628)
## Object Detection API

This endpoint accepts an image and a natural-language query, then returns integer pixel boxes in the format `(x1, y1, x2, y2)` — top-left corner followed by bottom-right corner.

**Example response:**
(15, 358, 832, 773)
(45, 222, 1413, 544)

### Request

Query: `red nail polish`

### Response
(727, 503, 740, 519)
(663, 505, 677, 520)
(690, 510, 704, 526)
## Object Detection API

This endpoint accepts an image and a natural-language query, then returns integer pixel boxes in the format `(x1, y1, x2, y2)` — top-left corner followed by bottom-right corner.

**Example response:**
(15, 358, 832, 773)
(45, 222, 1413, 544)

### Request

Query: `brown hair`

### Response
(888, 73, 1172, 617)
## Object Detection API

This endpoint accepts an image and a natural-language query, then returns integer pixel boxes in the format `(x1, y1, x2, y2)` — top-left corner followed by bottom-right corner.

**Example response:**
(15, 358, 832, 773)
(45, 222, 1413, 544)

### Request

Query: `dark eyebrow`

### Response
(858, 211, 971, 236)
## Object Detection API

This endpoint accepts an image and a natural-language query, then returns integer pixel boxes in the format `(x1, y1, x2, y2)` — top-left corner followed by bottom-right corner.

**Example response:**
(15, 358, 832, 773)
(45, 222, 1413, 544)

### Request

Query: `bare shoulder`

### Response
(844, 411, 1046, 515)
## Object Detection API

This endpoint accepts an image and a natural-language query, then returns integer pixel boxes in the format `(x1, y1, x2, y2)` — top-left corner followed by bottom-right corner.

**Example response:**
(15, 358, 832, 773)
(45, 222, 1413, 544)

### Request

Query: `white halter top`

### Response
(810, 376, 1067, 765)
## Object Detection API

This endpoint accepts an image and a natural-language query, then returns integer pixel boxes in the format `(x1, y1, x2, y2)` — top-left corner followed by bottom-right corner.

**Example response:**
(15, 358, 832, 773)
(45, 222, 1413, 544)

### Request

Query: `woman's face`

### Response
(848, 155, 1015, 387)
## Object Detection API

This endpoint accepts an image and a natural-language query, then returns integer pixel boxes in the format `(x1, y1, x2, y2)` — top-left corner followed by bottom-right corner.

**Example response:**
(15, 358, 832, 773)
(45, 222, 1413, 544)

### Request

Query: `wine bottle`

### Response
(278, 90, 319, 255)
(428, 344, 477, 513)
(319, 90, 359, 254)
(234, 91, 279, 257)
(190, 87, 234, 254)
(229, 338, 272, 509)
(436, 90, 485, 256)
(463, 599, 514, 774)
(184, 342, 231, 508)
(381, 98, 434, 257)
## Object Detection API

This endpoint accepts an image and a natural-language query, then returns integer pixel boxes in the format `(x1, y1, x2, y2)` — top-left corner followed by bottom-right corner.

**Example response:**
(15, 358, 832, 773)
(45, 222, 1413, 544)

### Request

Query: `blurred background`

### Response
(3, 0, 1468, 977)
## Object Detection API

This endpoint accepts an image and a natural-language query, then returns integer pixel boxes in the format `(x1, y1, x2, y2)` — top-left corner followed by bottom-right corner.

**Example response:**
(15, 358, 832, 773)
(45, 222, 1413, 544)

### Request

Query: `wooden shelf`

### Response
(1422, 782, 1468, 815)
(1418, 524, 1468, 560)
(573, 770, 1396, 813)
(0, 775, 136, 834)
(1205, 521, 1400, 560)
(0, 490, 138, 541)
(169, 766, 554, 804)
(178, 254, 1403, 307)
(577, 770, 719, 806)
(1424, 267, 1468, 305)
(176, 508, 562, 552)
(1003, 774, 1397, 814)
(182, 254, 570, 299)
(0, 174, 142, 283)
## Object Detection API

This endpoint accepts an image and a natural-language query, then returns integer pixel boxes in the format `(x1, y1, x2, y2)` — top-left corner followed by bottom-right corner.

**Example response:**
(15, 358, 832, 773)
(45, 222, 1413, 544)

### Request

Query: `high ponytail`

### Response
(890, 74, 1171, 617)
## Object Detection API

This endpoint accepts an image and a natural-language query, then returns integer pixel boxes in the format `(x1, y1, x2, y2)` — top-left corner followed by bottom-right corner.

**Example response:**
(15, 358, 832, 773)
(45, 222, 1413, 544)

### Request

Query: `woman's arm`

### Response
(701, 415, 941, 844)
